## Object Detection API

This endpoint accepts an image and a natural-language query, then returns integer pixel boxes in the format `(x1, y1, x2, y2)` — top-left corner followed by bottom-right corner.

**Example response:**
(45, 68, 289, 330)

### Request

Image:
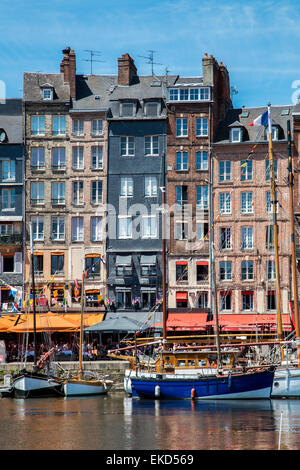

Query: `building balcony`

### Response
(0, 233, 22, 245)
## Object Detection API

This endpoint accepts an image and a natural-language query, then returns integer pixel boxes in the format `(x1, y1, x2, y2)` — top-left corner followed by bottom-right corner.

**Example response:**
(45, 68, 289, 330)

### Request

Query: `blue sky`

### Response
(1, 0, 300, 108)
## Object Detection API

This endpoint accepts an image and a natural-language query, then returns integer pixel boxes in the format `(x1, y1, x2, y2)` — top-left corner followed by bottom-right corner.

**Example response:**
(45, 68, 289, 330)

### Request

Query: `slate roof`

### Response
(23, 73, 70, 102)
(214, 105, 294, 144)
(0, 99, 22, 143)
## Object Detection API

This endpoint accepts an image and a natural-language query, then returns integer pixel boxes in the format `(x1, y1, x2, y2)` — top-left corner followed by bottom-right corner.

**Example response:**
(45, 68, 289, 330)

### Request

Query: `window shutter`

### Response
(14, 252, 22, 274)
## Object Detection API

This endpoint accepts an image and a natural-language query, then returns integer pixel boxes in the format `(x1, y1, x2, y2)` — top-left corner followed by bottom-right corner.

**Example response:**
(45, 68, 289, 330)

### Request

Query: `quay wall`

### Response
(0, 361, 130, 391)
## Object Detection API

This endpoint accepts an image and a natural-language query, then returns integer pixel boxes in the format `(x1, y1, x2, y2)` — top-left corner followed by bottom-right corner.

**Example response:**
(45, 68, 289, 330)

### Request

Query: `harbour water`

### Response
(1, 393, 300, 450)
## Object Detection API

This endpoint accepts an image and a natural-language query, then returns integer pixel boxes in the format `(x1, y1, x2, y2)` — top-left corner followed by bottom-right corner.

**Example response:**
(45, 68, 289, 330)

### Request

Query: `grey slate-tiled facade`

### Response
(0, 99, 24, 309)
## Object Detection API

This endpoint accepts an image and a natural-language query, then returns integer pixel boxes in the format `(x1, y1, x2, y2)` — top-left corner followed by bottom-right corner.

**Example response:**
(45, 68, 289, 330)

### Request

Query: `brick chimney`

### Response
(118, 53, 137, 86)
(60, 47, 76, 99)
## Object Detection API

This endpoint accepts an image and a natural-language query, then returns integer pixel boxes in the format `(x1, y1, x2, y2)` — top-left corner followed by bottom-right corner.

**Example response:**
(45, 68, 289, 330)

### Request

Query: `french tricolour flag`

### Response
(249, 110, 268, 127)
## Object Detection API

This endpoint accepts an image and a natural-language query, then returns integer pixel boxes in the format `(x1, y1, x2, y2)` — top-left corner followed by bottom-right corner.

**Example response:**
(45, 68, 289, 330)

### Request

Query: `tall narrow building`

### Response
(0, 99, 24, 311)
(165, 54, 231, 328)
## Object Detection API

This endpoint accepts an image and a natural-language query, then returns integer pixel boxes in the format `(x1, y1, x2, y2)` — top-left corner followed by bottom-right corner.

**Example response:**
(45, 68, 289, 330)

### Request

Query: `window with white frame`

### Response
(220, 292, 232, 311)
(31, 182, 44, 205)
(31, 115, 45, 136)
(265, 158, 278, 180)
(241, 260, 254, 280)
(72, 217, 84, 242)
(176, 151, 188, 171)
(118, 215, 132, 239)
(241, 226, 253, 250)
(52, 182, 65, 205)
(72, 147, 84, 169)
(52, 115, 66, 136)
(142, 215, 157, 238)
(168, 87, 210, 102)
(145, 136, 159, 156)
(31, 216, 44, 240)
(231, 128, 242, 142)
(91, 146, 103, 169)
(121, 103, 135, 117)
(241, 192, 253, 213)
(120, 177, 133, 197)
(91, 181, 103, 204)
(265, 225, 274, 250)
(267, 259, 276, 280)
(196, 221, 209, 241)
(176, 186, 188, 207)
(72, 181, 84, 205)
(196, 185, 208, 210)
(91, 216, 102, 241)
(91, 119, 103, 136)
(266, 191, 278, 213)
(42, 88, 53, 100)
(145, 102, 158, 116)
(52, 147, 66, 170)
(219, 192, 231, 214)
(2, 189, 15, 211)
(175, 221, 189, 240)
(196, 151, 208, 170)
(51, 216, 65, 240)
(31, 147, 45, 170)
(176, 118, 188, 137)
(198, 292, 208, 308)
(220, 227, 232, 250)
(240, 160, 252, 181)
(121, 136, 135, 156)
(271, 126, 278, 141)
(242, 291, 254, 311)
(2, 160, 15, 181)
(196, 118, 208, 137)
(267, 291, 276, 310)
(144, 176, 158, 197)
(220, 261, 232, 280)
(219, 161, 231, 181)
(73, 119, 84, 136)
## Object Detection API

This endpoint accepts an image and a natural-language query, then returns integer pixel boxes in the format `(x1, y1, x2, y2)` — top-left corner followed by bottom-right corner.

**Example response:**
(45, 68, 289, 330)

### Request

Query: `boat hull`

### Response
(271, 367, 300, 397)
(63, 379, 113, 397)
(12, 373, 62, 399)
(130, 368, 274, 400)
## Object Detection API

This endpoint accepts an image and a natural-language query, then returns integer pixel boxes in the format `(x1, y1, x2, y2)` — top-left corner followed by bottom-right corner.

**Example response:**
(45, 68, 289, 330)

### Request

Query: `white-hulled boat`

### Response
(63, 377, 113, 397)
(12, 369, 63, 398)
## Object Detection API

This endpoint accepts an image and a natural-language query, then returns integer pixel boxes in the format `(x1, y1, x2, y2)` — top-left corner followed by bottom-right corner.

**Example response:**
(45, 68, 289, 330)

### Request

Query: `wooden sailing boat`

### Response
(10, 223, 62, 398)
(62, 266, 113, 396)
(126, 148, 275, 400)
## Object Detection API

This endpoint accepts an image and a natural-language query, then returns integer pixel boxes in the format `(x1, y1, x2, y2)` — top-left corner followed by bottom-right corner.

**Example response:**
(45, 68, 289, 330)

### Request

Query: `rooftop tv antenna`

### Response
(82, 50, 104, 75)
(139, 50, 162, 76)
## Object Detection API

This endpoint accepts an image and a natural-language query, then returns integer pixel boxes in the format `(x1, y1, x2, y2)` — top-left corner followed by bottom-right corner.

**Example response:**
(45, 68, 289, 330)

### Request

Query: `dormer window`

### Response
(42, 88, 53, 100)
(231, 127, 242, 142)
(121, 102, 135, 117)
(145, 102, 159, 117)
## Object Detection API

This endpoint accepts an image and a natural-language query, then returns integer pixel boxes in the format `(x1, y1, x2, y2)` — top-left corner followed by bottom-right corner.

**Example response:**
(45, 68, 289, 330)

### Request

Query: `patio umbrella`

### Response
(7, 313, 79, 333)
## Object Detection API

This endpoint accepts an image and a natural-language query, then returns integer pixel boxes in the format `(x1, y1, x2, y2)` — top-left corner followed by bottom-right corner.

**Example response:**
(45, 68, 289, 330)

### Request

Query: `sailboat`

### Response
(124, 151, 275, 400)
(269, 109, 300, 398)
(62, 266, 113, 396)
(9, 223, 63, 398)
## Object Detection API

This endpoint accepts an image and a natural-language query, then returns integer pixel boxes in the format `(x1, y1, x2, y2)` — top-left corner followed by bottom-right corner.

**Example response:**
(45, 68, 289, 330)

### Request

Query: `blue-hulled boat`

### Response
(130, 367, 275, 400)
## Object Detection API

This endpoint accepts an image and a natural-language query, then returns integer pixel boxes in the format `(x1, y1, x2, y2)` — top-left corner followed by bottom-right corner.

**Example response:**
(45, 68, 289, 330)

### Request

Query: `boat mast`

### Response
(208, 103, 222, 371)
(78, 267, 85, 380)
(29, 222, 37, 367)
(161, 151, 167, 350)
(287, 119, 300, 364)
(268, 104, 283, 342)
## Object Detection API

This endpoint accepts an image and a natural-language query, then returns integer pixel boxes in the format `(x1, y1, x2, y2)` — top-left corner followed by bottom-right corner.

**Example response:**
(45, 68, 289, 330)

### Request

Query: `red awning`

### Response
(196, 261, 208, 266)
(176, 292, 188, 301)
(152, 313, 293, 332)
(176, 261, 188, 265)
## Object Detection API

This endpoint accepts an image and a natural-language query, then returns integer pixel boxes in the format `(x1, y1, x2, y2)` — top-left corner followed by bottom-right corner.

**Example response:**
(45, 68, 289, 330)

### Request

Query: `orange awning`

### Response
(7, 313, 80, 333)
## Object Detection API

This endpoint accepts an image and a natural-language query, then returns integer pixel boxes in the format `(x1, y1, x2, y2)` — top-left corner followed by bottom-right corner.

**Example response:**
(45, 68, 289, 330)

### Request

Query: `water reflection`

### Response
(1, 395, 300, 450)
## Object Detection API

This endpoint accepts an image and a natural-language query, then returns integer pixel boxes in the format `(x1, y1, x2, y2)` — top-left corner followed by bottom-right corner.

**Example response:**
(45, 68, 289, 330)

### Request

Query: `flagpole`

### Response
(267, 103, 283, 344)
(29, 222, 37, 368)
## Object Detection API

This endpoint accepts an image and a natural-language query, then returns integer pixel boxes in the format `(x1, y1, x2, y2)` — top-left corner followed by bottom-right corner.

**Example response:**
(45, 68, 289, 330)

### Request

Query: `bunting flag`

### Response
(100, 255, 106, 264)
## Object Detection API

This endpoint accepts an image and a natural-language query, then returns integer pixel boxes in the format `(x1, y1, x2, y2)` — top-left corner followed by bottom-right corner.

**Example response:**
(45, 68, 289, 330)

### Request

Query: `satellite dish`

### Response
(0, 131, 6, 142)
